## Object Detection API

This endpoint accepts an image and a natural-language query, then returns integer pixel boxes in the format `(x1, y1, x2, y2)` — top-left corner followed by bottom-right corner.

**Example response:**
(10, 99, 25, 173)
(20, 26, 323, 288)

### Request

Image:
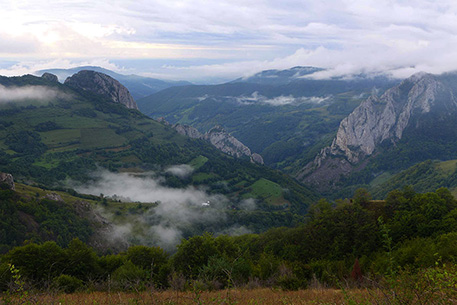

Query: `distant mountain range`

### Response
(37, 66, 192, 100)
(137, 66, 399, 172)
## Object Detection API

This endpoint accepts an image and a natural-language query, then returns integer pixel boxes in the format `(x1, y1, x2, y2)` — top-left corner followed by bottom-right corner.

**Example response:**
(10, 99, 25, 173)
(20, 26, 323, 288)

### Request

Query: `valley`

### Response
(2, 66, 457, 302)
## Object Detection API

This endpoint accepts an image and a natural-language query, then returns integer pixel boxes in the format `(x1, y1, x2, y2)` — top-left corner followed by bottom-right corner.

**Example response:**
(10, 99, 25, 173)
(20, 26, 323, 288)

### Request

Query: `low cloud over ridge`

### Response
(0, 85, 68, 103)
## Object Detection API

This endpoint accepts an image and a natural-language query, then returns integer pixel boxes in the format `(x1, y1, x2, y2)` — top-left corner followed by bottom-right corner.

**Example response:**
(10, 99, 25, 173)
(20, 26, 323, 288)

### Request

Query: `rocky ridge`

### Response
(298, 72, 457, 189)
(64, 70, 138, 110)
(169, 122, 264, 164)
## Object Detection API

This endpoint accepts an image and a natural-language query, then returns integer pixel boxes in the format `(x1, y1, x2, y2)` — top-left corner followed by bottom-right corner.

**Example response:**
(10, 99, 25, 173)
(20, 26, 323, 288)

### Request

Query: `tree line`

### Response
(2, 186, 457, 294)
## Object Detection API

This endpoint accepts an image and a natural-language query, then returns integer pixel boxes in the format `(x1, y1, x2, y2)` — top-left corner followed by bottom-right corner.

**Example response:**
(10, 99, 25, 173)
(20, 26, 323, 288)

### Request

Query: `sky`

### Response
(1, 0, 457, 83)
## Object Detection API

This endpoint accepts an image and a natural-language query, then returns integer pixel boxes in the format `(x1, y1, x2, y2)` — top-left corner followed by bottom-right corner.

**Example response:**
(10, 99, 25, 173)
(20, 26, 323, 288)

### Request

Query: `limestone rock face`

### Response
(203, 125, 252, 158)
(160, 119, 263, 164)
(41, 72, 59, 82)
(0, 172, 15, 190)
(173, 124, 203, 139)
(299, 72, 457, 189)
(64, 70, 138, 110)
(251, 153, 264, 165)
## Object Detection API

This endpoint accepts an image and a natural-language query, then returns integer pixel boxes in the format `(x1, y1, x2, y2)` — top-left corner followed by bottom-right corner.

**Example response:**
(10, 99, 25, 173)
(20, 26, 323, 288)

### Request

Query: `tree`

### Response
(173, 233, 218, 279)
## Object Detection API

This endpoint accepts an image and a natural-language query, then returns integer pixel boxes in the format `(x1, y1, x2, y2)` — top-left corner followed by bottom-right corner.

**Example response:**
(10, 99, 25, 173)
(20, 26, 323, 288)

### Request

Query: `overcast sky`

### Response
(1, 0, 457, 83)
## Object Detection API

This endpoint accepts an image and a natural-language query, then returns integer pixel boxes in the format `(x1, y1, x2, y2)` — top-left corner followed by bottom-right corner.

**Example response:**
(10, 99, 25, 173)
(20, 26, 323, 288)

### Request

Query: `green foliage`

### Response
(5, 130, 47, 156)
(52, 274, 83, 293)
(111, 261, 147, 291)
(0, 187, 92, 252)
(173, 233, 219, 279)
(65, 238, 101, 281)
(34, 121, 61, 132)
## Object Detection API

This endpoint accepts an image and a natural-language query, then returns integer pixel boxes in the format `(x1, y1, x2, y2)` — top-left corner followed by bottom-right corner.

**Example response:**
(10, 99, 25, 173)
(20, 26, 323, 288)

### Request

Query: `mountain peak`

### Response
(64, 70, 138, 110)
(299, 71, 457, 190)
(41, 72, 59, 83)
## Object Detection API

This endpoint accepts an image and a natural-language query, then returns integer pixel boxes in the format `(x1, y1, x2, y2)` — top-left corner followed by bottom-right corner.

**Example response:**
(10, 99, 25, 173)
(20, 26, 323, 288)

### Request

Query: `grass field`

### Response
(244, 178, 288, 206)
(188, 155, 209, 170)
(436, 159, 457, 175)
(3, 288, 376, 304)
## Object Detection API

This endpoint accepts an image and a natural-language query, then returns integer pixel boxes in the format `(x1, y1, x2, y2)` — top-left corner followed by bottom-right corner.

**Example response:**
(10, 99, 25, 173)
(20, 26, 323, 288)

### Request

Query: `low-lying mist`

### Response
(72, 168, 254, 251)
(198, 92, 332, 106)
(0, 85, 69, 103)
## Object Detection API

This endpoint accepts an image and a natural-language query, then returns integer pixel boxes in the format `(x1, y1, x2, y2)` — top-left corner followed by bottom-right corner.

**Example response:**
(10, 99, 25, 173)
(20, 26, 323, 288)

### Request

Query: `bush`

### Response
(53, 274, 83, 293)
(111, 261, 147, 291)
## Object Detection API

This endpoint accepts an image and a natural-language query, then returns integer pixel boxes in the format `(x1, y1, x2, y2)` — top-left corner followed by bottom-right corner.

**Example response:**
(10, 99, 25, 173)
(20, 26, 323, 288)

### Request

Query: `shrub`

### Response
(111, 261, 147, 291)
(53, 274, 83, 293)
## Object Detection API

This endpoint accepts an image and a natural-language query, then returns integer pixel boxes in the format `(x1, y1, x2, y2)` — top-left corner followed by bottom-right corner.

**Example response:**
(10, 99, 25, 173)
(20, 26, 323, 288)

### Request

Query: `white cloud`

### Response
(2, 1, 457, 81)
(72, 169, 236, 251)
(0, 85, 69, 103)
(200, 92, 331, 106)
(165, 164, 194, 178)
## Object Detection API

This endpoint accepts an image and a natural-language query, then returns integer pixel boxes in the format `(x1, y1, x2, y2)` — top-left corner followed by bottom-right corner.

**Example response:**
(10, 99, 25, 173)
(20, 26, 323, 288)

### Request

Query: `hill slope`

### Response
(0, 73, 316, 216)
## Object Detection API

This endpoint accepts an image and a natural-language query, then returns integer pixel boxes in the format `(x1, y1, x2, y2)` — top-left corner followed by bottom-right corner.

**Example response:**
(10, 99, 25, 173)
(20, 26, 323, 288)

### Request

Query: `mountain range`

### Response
(37, 66, 191, 100)
(4, 65, 457, 251)
(135, 66, 457, 198)
(137, 66, 399, 173)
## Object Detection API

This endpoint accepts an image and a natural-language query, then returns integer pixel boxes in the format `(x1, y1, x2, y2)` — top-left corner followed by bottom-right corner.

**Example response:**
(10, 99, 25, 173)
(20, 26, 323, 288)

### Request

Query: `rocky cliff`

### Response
(171, 123, 264, 164)
(64, 70, 138, 110)
(173, 124, 203, 139)
(203, 125, 253, 159)
(299, 72, 457, 189)
(0, 172, 15, 190)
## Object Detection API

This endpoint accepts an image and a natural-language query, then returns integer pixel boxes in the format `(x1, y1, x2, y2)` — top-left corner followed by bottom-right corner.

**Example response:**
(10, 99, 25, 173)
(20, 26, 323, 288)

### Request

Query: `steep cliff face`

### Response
(170, 122, 264, 164)
(299, 72, 457, 188)
(64, 70, 138, 110)
(203, 125, 253, 159)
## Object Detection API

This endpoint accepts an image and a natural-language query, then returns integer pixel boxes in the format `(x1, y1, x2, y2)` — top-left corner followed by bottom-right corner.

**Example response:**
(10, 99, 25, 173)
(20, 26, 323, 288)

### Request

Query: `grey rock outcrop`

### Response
(174, 124, 203, 139)
(0, 172, 15, 190)
(167, 121, 263, 164)
(299, 72, 457, 188)
(44, 193, 64, 202)
(203, 125, 253, 159)
(64, 70, 138, 110)
(251, 153, 264, 165)
(41, 72, 59, 83)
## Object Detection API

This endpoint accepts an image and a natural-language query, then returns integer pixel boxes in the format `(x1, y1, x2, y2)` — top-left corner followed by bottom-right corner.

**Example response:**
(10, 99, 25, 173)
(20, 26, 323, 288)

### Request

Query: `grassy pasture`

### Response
(244, 178, 288, 206)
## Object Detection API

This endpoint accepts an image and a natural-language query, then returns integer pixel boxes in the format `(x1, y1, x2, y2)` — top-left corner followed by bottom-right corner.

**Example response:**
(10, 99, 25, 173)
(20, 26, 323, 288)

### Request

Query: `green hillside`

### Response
(371, 159, 457, 199)
(0, 74, 316, 215)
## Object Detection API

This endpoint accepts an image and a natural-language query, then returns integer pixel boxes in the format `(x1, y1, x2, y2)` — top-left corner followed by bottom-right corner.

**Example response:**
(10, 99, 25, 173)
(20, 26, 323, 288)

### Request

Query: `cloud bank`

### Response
(3, 1, 457, 82)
